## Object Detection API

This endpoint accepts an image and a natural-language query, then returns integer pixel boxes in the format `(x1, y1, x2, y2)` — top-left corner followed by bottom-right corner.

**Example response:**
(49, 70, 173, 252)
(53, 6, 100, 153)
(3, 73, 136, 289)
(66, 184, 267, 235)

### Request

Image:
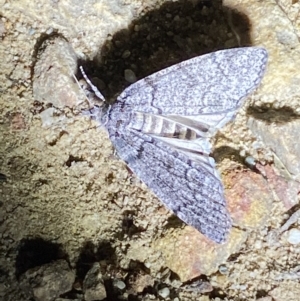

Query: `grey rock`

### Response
(158, 287, 170, 298)
(21, 259, 75, 301)
(248, 117, 300, 178)
(287, 228, 300, 245)
(124, 69, 137, 83)
(83, 263, 106, 301)
(33, 37, 80, 109)
(113, 279, 126, 290)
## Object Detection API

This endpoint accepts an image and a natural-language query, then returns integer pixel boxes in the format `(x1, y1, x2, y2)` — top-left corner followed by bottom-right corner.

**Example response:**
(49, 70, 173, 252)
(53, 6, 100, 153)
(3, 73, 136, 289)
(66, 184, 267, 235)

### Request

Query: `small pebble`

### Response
(158, 287, 170, 299)
(144, 261, 151, 268)
(122, 50, 131, 59)
(113, 279, 126, 290)
(39, 108, 55, 126)
(287, 228, 300, 244)
(254, 240, 262, 249)
(28, 28, 35, 35)
(46, 27, 53, 35)
(218, 265, 228, 275)
(124, 69, 137, 83)
(245, 156, 256, 168)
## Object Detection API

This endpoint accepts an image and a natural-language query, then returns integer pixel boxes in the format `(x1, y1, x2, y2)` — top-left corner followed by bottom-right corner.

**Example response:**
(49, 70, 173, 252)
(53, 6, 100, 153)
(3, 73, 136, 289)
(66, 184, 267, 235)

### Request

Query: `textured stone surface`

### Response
(269, 281, 300, 301)
(83, 263, 106, 301)
(2, 0, 137, 57)
(21, 260, 75, 301)
(33, 37, 81, 109)
(248, 118, 300, 179)
(126, 269, 155, 295)
(153, 226, 247, 282)
(271, 0, 300, 41)
(225, 0, 300, 105)
(224, 166, 273, 229)
(255, 164, 300, 210)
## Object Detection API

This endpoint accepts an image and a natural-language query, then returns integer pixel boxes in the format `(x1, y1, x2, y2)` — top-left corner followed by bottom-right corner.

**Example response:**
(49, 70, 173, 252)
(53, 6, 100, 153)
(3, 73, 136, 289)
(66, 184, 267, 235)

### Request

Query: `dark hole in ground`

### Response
(15, 238, 68, 279)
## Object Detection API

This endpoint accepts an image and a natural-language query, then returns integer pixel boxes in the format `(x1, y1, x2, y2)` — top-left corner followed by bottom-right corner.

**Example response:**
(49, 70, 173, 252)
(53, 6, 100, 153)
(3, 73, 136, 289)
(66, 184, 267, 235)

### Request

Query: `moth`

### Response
(81, 47, 268, 243)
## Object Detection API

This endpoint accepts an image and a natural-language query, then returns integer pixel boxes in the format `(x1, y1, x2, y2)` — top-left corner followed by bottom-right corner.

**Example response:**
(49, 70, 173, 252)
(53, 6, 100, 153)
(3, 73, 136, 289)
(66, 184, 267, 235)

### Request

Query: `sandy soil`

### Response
(1, 0, 300, 300)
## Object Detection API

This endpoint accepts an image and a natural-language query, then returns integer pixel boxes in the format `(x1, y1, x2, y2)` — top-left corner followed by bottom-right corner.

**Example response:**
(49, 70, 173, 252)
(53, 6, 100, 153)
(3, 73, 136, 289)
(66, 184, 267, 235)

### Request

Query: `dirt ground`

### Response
(1, 0, 300, 300)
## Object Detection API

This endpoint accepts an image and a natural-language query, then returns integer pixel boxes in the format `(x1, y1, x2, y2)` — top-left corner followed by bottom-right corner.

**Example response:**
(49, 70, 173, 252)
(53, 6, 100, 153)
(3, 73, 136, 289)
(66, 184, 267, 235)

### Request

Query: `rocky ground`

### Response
(1, 0, 300, 300)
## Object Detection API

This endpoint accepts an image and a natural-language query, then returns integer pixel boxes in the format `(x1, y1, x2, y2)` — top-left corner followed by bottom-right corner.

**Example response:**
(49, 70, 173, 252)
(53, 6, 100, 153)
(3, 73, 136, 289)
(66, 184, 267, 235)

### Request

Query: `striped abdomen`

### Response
(128, 112, 205, 140)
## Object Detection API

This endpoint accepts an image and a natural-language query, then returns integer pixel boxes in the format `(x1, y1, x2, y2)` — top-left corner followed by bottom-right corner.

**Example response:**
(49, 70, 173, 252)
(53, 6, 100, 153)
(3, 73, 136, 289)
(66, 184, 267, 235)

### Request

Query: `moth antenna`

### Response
(79, 66, 106, 103)
(227, 10, 241, 46)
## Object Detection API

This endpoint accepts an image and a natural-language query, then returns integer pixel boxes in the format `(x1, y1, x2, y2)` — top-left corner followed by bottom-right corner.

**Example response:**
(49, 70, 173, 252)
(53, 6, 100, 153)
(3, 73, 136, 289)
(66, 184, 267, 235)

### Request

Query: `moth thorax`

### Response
(129, 112, 198, 140)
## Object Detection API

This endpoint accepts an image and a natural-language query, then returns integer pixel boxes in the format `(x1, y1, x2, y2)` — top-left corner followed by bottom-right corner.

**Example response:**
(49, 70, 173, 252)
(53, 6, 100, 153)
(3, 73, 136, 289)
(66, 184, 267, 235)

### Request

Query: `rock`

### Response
(153, 226, 247, 282)
(218, 265, 228, 275)
(33, 37, 81, 109)
(122, 50, 131, 59)
(158, 287, 170, 298)
(113, 279, 126, 290)
(248, 118, 300, 179)
(21, 259, 75, 301)
(83, 263, 106, 301)
(287, 228, 300, 245)
(255, 164, 300, 210)
(124, 69, 137, 83)
(224, 166, 273, 230)
(182, 279, 213, 293)
(39, 107, 66, 127)
(128, 273, 155, 294)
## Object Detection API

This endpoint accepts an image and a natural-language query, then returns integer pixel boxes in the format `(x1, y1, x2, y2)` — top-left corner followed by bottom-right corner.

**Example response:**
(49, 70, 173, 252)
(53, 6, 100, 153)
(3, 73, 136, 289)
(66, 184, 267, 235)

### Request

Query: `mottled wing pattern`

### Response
(98, 47, 267, 243)
(109, 121, 231, 243)
(118, 47, 267, 116)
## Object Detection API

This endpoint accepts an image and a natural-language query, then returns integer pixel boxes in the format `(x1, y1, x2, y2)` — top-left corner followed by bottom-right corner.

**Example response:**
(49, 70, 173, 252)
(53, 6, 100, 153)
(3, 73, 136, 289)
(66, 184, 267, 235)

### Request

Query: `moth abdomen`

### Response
(129, 112, 199, 140)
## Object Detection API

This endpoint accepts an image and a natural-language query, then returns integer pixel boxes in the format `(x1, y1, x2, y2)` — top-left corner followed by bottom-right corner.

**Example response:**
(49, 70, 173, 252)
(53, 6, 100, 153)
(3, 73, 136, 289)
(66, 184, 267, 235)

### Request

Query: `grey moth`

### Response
(81, 47, 268, 243)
